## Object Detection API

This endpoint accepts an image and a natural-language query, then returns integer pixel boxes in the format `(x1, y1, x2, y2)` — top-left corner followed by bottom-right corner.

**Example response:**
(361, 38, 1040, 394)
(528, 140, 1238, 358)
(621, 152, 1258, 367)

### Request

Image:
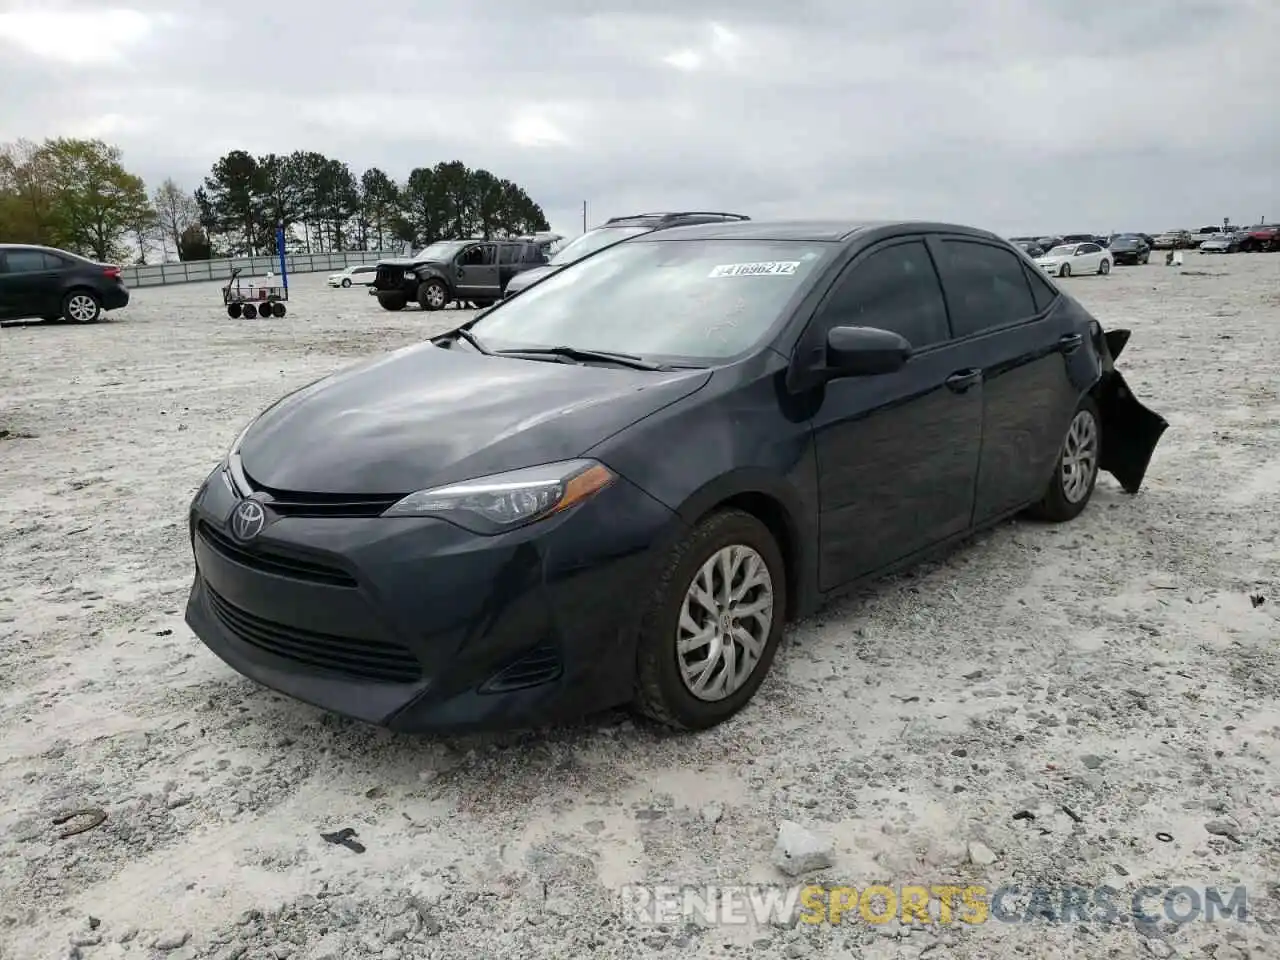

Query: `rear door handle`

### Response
(945, 369, 982, 393)
(1058, 333, 1083, 352)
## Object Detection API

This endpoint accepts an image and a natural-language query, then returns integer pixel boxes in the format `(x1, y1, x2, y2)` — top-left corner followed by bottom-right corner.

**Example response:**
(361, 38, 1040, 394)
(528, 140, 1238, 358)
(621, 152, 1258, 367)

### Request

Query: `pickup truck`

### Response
(368, 238, 548, 311)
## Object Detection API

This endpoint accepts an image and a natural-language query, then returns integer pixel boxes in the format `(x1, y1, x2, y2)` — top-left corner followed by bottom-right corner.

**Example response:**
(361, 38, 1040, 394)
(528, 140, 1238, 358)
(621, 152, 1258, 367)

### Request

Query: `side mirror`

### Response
(826, 325, 911, 377)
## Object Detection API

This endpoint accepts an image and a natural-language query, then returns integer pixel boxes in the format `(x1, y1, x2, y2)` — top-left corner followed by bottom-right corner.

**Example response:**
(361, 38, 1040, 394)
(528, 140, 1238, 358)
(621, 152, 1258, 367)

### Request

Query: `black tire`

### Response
(227, 303, 242, 319)
(1142, 253, 1150, 264)
(1099, 259, 1110, 275)
(632, 509, 788, 730)
(341, 278, 351, 288)
(242, 303, 258, 320)
(272, 302, 286, 318)
(376, 294, 407, 312)
(62, 290, 100, 323)
(1060, 263, 1071, 278)
(418, 279, 448, 312)
(1027, 396, 1101, 523)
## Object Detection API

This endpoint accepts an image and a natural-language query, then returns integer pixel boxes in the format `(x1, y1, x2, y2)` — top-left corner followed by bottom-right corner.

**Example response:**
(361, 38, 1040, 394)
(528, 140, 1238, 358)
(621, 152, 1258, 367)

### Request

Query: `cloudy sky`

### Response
(2, 0, 1277, 240)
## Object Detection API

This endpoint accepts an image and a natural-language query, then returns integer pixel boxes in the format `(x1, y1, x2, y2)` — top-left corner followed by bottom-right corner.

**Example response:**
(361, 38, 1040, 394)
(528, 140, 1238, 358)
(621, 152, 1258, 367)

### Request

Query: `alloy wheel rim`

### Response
(1061, 410, 1098, 503)
(677, 544, 774, 702)
(69, 295, 96, 321)
(426, 285, 445, 307)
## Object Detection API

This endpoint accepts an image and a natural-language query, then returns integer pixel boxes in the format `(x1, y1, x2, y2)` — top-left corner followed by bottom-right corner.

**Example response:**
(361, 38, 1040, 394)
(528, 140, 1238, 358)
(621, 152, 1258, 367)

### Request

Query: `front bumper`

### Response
(183, 464, 681, 732)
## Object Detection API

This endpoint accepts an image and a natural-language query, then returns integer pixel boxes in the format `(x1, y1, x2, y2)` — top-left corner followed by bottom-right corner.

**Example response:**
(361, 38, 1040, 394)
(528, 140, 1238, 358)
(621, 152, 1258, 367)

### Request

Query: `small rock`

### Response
(306, 934, 346, 960)
(701, 803, 724, 824)
(117, 926, 139, 943)
(1215, 947, 1246, 960)
(1204, 820, 1241, 838)
(784, 943, 807, 958)
(1081, 755, 1105, 769)
(967, 841, 998, 866)
(154, 930, 192, 950)
(1141, 936, 1173, 958)
(772, 820, 834, 876)
(216, 943, 249, 960)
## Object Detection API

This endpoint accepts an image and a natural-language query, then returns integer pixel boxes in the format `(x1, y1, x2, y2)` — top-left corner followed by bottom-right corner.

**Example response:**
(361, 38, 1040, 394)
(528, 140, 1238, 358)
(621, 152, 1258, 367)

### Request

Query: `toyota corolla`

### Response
(184, 219, 1168, 733)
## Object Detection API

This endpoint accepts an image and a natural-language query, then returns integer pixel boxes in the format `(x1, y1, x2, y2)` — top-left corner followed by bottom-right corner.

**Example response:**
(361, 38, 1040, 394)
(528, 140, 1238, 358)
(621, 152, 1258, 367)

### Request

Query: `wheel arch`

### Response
(671, 469, 818, 622)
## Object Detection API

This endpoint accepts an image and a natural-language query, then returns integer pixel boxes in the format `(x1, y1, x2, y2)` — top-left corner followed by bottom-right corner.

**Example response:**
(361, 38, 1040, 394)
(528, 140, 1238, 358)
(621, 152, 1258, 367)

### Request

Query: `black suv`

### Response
(1108, 234, 1151, 265)
(369, 238, 549, 312)
(502, 211, 751, 300)
(0, 244, 130, 324)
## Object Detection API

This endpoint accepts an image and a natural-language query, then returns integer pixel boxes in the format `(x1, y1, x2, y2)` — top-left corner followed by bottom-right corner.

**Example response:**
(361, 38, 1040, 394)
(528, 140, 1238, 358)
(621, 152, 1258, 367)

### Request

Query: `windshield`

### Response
(548, 226, 652, 266)
(1045, 245, 1076, 257)
(414, 241, 466, 261)
(469, 239, 834, 362)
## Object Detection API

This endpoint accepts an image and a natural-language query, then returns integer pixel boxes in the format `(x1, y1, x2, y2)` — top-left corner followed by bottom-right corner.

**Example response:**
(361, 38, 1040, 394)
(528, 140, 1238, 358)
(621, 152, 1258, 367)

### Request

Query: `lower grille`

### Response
(480, 645, 563, 693)
(206, 586, 421, 684)
(197, 521, 356, 587)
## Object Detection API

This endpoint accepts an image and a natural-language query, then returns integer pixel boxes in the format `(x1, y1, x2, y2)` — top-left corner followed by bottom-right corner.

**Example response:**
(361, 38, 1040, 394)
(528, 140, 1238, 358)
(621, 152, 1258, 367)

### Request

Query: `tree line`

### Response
(1, 138, 551, 264)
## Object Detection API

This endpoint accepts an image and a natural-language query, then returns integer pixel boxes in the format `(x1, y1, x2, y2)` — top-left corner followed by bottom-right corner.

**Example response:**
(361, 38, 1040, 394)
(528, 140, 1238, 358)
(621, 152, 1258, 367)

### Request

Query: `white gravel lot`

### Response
(2, 255, 1279, 960)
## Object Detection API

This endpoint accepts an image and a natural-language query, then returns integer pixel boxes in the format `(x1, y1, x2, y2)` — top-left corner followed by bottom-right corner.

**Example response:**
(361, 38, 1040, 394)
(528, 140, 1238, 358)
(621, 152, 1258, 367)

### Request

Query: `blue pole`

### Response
(276, 222, 288, 292)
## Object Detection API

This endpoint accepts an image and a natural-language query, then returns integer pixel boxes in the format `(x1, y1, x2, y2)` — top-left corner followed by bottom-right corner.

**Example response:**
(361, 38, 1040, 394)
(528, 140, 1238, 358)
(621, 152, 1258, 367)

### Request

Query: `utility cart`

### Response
(223, 267, 288, 319)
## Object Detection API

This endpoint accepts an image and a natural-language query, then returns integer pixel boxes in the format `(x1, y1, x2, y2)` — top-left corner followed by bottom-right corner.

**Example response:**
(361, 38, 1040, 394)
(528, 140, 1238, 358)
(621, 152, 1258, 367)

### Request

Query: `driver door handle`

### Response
(945, 369, 981, 393)
(1058, 333, 1083, 352)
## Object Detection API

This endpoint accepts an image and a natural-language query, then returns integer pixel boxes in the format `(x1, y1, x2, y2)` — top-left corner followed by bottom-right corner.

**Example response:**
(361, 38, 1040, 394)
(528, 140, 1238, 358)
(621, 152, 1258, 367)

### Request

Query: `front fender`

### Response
(1089, 325, 1169, 494)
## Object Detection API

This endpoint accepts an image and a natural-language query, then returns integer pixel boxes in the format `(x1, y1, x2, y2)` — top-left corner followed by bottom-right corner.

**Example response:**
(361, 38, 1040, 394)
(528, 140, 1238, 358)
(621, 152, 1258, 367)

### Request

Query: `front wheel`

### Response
(1059, 263, 1071, 278)
(376, 293, 407, 312)
(419, 280, 448, 311)
(63, 290, 100, 323)
(632, 509, 787, 730)
(1027, 397, 1101, 523)
(341, 278, 351, 288)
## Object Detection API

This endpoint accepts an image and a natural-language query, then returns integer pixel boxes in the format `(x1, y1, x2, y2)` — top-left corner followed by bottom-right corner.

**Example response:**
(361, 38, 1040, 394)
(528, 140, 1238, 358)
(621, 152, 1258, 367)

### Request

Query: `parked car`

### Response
(1012, 239, 1045, 258)
(1199, 232, 1245, 254)
(184, 218, 1167, 733)
(1059, 233, 1097, 246)
(1243, 223, 1279, 251)
(504, 211, 751, 300)
(1035, 241, 1113, 277)
(1107, 234, 1151, 265)
(327, 264, 378, 288)
(368, 237, 550, 311)
(1152, 230, 1193, 250)
(0, 244, 129, 323)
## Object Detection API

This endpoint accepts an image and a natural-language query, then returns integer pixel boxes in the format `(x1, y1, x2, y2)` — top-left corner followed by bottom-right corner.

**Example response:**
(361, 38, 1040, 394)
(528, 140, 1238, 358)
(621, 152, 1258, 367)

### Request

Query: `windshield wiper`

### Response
(492, 345, 668, 371)
(449, 326, 491, 355)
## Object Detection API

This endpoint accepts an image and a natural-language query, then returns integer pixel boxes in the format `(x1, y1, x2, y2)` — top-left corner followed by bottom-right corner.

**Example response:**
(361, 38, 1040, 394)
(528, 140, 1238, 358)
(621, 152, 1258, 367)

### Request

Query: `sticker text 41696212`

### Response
(708, 261, 801, 278)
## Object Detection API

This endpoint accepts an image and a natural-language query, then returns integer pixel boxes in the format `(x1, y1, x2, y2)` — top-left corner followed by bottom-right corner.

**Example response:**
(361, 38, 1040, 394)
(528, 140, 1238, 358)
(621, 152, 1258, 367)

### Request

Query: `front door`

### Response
(454, 243, 500, 300)
(806, 237, 984, 591)
(0, 248, 62, 319)
(930, 236, 1082, 524)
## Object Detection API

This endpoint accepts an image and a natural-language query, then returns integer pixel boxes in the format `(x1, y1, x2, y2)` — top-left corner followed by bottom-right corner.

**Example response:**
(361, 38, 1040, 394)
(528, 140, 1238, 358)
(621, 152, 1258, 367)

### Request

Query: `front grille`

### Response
(480, 644, 563, 693)
(196, 521, 357, 587)
(243, 471, 401, 519)
(206, 586, 421, 683)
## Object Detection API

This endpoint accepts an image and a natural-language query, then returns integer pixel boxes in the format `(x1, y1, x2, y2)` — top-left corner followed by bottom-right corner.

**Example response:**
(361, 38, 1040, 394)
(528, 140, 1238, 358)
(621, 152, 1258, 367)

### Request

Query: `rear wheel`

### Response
(63, 290, 100, 323)
(271, 302, 287, 318)
(376, 293, 407, 312)
(1099, 259, 1110, 275)
(632, 509, 787, 730)
(1027, 397, 1101, 523)
(419, 280, 448, 311)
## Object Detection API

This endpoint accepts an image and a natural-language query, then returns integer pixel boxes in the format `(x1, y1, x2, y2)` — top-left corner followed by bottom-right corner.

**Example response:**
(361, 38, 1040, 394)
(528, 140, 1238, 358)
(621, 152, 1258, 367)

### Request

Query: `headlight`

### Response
(382, 459, 615, 534)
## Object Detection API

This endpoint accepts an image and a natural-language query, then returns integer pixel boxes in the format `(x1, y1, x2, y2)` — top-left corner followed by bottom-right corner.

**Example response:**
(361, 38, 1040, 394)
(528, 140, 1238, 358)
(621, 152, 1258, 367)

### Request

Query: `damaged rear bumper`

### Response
(1091, 327, 1169, 494)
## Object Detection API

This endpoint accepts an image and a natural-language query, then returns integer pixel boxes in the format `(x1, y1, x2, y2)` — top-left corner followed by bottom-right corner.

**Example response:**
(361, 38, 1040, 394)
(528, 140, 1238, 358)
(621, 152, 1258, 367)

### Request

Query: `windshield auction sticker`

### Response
(708, 261, 801, 278)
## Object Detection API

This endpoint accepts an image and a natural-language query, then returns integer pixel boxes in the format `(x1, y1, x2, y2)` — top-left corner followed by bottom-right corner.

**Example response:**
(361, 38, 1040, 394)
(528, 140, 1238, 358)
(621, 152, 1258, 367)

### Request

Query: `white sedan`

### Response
(327, 264, 378, 288)
(1035, 242, 1112, 278)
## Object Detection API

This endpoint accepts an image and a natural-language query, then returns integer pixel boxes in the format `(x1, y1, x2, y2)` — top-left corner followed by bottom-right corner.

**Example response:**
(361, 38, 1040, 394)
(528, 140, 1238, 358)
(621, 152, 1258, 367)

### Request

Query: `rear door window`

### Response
(935, 239, 1039, 338)
(498, 245, 519, 265)
(4, 249, 50, 273)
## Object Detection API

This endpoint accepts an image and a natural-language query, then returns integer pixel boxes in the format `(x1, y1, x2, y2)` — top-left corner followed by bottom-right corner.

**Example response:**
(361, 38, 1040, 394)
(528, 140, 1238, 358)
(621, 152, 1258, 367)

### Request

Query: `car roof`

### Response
(630, 219, 1006, 243)
(600, 211, 750, 230)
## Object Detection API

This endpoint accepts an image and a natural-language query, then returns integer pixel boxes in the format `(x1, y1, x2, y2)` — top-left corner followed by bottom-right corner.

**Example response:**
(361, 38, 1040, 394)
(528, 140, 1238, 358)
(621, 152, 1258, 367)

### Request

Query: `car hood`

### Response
(237, 342, 712, 495)
(375, 257, 446, 269)
(505, 264, 560, 291)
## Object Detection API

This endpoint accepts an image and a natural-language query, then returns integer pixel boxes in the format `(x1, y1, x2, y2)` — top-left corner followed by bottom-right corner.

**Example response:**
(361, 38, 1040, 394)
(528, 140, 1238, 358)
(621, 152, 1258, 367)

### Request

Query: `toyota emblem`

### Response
(230, 499, 266, 541)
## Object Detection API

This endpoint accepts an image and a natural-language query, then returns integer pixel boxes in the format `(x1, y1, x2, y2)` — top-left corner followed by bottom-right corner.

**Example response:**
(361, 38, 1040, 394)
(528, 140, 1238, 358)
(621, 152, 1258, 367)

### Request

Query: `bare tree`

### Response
(152, 178, 199, 261)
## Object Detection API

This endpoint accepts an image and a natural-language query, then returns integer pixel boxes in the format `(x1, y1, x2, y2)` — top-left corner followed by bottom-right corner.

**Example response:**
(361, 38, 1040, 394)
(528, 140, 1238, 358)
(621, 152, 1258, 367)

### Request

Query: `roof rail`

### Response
(604, 211, 751, 224)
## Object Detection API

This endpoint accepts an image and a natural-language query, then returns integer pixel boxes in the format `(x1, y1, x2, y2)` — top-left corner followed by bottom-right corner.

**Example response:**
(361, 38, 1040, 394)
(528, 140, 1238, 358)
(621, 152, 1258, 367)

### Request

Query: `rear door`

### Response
(496, 243, 522, 292)
(931, 236, 1080, 525)
(0, 248, 64, 319)
(454, 243, 500, 299)
(807, 237, 985, 589)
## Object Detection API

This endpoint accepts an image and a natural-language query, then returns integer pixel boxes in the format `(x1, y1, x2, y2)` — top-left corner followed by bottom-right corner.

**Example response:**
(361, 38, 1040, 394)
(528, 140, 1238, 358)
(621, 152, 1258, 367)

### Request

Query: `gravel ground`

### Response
(2, 255, 1279, 960)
